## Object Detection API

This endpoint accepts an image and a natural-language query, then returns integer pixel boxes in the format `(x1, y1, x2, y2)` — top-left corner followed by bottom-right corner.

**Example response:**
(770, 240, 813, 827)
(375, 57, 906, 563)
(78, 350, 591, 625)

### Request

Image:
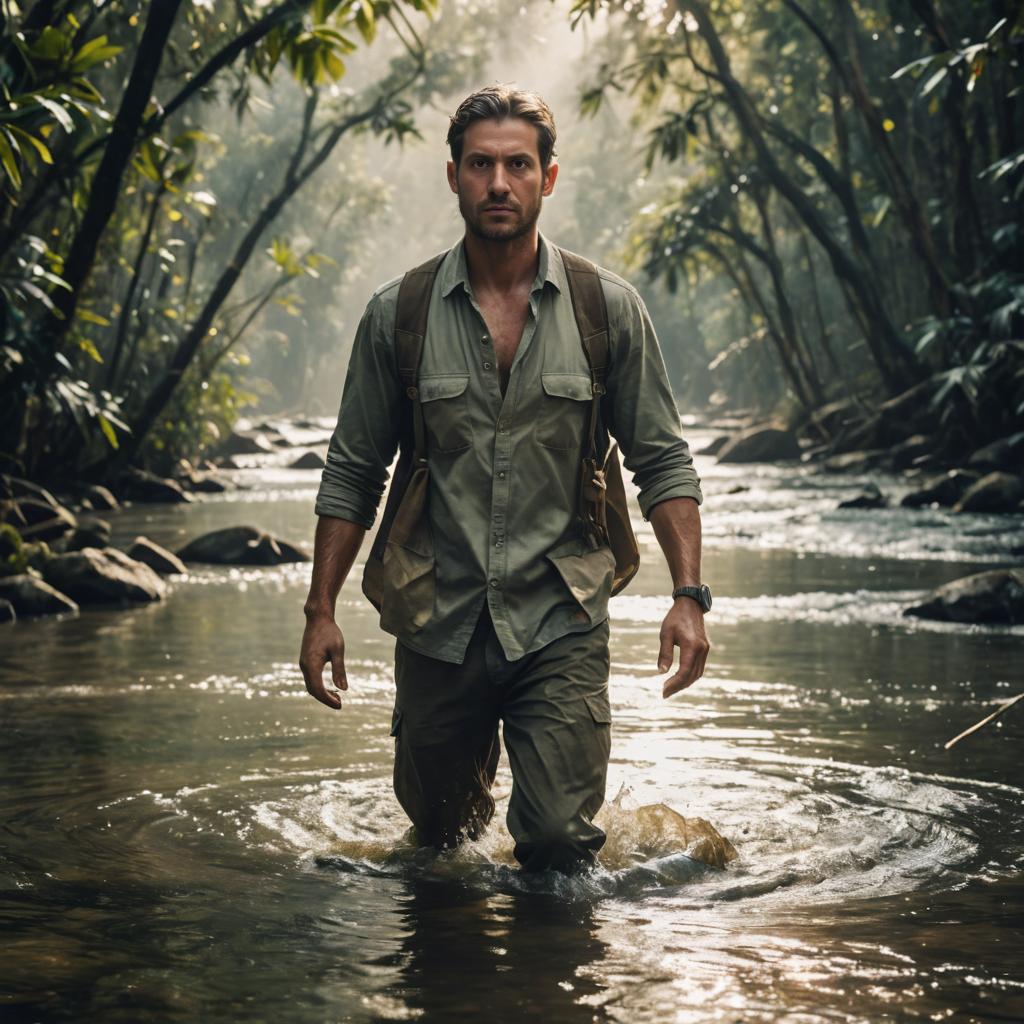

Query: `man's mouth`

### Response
(484, 205, 515, 212)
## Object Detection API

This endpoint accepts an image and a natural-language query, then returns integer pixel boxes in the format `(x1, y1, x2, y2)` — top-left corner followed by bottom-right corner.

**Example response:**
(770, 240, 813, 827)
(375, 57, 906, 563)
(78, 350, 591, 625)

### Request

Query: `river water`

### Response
(2, 422, 1022, 1023)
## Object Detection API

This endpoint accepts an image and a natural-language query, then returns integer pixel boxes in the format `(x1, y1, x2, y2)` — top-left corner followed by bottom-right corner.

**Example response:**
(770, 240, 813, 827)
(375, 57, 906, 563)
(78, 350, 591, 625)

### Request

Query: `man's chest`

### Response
(416, 290, 596, 455)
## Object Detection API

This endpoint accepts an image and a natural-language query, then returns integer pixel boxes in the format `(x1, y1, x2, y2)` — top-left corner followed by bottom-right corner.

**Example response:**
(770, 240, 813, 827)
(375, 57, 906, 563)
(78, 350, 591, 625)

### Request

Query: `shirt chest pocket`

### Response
(418, 374, 471, 453)
(536, 372, 594, 452)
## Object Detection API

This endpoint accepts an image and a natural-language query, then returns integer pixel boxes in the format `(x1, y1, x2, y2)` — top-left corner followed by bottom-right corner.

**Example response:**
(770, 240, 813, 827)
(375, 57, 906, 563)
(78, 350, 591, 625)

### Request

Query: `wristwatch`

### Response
(672, 584, 712, 612)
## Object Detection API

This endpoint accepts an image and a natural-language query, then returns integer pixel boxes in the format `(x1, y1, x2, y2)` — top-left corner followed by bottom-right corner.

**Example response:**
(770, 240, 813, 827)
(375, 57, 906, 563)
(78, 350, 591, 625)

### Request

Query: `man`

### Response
(299, 86, 709, 875)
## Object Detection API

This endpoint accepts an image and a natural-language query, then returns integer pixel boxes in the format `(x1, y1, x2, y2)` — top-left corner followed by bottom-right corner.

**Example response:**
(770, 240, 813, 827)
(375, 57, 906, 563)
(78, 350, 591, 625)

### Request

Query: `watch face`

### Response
(700, 584, 713, 611)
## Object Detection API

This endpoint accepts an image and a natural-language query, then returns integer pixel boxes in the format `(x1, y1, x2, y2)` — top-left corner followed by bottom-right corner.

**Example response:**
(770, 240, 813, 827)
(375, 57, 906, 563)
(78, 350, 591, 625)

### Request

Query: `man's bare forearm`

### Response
(648, 496, 702, 589)
(303, 515, 367, 620)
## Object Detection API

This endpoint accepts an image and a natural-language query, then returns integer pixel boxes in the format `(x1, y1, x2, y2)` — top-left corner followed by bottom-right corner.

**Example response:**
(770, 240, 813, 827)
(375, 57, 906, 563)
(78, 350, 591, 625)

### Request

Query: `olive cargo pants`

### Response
(390, 602, 612, 873)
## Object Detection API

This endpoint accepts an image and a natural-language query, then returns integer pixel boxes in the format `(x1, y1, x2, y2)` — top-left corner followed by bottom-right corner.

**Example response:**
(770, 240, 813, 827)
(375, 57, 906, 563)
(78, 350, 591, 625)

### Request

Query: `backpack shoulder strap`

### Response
(555, 245, 610, 459)
(394, 249, 448, 461)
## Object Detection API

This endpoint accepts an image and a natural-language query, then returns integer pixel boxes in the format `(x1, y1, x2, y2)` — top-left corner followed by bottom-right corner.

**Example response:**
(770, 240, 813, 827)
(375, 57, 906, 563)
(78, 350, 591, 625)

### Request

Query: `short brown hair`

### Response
(446, 85, 557, 170)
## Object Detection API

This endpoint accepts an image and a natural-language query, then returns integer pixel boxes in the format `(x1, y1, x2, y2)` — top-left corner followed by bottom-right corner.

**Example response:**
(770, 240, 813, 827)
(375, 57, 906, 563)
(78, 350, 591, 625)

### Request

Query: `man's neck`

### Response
(463, 228, 540, 297)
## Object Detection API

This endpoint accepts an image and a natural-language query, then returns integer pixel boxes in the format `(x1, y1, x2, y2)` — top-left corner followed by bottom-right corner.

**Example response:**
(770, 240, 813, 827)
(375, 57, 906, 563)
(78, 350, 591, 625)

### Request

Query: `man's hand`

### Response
(299, 614, 348, 710)
(657, 598, 711, 698)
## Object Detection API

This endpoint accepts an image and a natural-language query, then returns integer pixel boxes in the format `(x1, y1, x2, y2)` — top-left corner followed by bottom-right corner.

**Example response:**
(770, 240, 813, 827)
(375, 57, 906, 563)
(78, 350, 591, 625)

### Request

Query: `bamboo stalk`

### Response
(944, 692, 1024, 750)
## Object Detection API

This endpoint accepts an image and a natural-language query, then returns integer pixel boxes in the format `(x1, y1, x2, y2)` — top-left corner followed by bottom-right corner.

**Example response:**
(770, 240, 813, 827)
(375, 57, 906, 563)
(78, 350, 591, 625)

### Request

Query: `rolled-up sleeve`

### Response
(603, 279, 703, 518)
(313, 290, 402, 528)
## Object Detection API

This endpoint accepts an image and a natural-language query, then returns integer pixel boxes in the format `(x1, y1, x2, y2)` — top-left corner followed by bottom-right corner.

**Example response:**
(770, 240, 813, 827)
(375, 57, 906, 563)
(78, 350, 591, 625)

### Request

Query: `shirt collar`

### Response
(439, 231, 565, 299)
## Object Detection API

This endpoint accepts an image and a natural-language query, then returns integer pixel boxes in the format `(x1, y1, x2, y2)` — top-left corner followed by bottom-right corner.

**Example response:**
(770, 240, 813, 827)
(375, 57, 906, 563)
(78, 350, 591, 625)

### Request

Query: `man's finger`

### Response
(663, 644, 700, 698)
(657, 629, 674, 673)
(330, 648, 348, 690)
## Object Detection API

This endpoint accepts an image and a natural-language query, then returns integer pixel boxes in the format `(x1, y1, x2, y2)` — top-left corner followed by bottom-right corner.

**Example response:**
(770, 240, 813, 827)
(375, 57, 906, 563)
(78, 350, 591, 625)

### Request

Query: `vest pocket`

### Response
(546, 535, 616, 624)
(419, 374, 471, 453)
(536, 372, 593, 451)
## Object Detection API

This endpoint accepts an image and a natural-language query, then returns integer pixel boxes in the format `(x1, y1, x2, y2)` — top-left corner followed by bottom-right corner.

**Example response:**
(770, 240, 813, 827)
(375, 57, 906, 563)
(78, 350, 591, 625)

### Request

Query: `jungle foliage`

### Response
(572, 0, 1023, 452)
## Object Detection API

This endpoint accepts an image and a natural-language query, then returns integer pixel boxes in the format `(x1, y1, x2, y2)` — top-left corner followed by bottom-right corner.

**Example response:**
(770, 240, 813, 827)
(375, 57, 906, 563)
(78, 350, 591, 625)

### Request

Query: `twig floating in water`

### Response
(944, 692, 1024, 750)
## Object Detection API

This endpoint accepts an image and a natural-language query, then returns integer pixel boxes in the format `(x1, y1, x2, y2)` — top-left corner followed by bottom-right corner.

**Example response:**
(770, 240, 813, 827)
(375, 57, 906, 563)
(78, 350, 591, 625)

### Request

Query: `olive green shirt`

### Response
(314, 233, 703, 664)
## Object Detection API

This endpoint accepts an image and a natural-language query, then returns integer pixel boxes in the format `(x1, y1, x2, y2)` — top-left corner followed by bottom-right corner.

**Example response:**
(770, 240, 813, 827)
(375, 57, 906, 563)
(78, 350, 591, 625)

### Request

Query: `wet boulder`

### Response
(0, 598, 14, 624)
(188, 472, 232, 493)
(214, 429, 276, 457)
(900, 469, 981, 508)
(822, 449, 887, 474)
(289, 450, 326, 470)
(127, 536, 188, 575)
(952, 472, 1023, 513)
(176, 525, 311, 565)
(42, 547, 167, 605)
(696, 434, 731, 457)
(115, 468, 193, 504)
(81, 484, 119, 512)
(0, 573, 79, 617)
(62, 520, 112, 552)
(838, 482, 887, 509)
(717, 423, 801, 463)
(904, 568, 1024, 625)
(967, 433, 1024, 473)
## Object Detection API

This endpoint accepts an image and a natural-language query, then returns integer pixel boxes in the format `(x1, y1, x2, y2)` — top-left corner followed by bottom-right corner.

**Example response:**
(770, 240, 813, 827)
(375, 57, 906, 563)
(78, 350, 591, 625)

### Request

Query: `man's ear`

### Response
(541, 161, 559, 196)
(447, 159, 458, 194)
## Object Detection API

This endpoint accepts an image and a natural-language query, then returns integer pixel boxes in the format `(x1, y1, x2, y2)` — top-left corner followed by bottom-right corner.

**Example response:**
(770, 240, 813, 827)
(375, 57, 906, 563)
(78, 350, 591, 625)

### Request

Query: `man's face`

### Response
(447, 117, 558, 243)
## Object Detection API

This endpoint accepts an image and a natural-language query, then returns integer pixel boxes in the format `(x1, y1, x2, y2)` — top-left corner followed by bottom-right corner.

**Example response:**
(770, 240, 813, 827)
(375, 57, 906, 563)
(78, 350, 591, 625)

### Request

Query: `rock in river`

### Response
(904, 569, 1024, 625)
(838, 483, 887, 509)
(952, 472, 1023, 513)
(127, 536, 188, 575)
(0, 573, 80, 617)
(114, 468, 193, 504)
(717, 423, 801, 463)
(900, 469, 980, 508)
(289, 450, 326, 470)
(176, 526, 311, 565)
(42, 547, 167, 605)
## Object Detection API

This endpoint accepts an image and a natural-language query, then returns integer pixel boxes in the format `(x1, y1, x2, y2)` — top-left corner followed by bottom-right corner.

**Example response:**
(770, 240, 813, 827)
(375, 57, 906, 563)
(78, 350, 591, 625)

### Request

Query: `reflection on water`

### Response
(1, 429, 1022, 1022)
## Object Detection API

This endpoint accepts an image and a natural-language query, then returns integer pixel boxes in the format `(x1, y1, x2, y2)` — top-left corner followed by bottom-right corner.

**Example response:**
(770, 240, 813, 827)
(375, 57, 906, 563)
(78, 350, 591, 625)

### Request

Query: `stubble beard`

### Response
(459, 189, 543, 243)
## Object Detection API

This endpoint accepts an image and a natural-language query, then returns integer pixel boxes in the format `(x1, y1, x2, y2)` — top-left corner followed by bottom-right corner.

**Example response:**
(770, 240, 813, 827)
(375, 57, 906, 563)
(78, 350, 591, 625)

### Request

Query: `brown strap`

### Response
(395, 250, 448, 463)
(555, 246, 610, 461)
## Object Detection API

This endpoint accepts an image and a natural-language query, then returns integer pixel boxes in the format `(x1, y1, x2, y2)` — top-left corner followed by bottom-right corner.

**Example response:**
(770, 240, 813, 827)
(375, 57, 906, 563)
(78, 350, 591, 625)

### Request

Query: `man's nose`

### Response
(489, 164, 510, 196)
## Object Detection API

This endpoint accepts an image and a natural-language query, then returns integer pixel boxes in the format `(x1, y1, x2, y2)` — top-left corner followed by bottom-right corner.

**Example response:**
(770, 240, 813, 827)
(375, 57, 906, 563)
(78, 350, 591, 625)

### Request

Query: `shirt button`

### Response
(498, 471, 506, 479)
(480, 335, 490, 344)
(483, 361, 492, 370)
(489, 578, 499, 588)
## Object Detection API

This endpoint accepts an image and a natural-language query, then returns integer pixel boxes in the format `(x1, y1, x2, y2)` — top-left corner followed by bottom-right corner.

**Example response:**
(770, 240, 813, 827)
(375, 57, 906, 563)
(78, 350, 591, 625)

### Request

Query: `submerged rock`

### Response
(176, 525, 311, 565)
(215, 429, 276, 457)
(717, 424, 801, 463)
(0, 573, 79, 617)
(127, 536, 188, 575)
(290, 450, 326, 470)
(967, 433, 1024, 472)
(822, 449, 887, 474)
(62, 519, 112, 552)
(115, 468, 193, 504)
(838, 483, 887, 509)
(81, 484, 119, 511)
(952, 472, 1023, 513)
(697, 434, 731, 457)
(42, 547, 167, 605)
(904, 568, 1024, 625)
(900, 469, 981, 508)
(0, 598, 14, 623)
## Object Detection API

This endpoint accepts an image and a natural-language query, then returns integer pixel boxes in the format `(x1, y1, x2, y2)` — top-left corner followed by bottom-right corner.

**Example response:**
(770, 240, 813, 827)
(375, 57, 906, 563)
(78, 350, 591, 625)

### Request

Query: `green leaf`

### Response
(0, 129, 23, 190)
(78, 309, 110, 326)
(97, 412, 119, 449)
(7, 125, 52, 165)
